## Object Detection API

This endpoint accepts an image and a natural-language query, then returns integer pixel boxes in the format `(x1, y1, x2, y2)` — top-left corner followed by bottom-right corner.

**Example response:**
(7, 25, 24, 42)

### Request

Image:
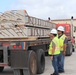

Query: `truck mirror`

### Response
(71, 16, 73, 19)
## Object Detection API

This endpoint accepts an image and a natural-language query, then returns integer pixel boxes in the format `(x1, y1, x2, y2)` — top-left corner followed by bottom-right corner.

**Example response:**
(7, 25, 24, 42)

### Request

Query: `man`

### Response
(48, 29, 60, 75)
(57, 26, 68, 73)
(71, 36, 75, 44)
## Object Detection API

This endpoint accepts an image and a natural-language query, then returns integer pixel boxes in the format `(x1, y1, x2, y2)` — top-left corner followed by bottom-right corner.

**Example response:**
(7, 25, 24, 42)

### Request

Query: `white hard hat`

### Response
(50, 29, 57, 34)
(57, 26, 64, 32)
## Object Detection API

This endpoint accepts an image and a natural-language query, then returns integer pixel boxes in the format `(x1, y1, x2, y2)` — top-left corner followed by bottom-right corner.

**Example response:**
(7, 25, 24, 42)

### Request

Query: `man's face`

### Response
(50, 33, 54, 39)
(57, 30, 62, 35)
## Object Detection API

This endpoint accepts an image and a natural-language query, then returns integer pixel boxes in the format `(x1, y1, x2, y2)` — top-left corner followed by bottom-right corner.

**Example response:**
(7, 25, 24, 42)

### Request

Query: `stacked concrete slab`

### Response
(0, 10, 56, 38)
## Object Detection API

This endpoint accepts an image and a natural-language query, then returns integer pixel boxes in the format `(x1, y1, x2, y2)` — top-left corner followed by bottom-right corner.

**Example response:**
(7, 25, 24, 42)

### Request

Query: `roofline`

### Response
(56, 23, 70, 25)
(52, 19, 76, 21)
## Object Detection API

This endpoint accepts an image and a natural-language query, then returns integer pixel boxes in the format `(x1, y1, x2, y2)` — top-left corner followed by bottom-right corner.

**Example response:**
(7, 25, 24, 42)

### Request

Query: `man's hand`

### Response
(50, 56, 53, 60)
(63, 51, 66, 56)
(47, 34, 51, 37)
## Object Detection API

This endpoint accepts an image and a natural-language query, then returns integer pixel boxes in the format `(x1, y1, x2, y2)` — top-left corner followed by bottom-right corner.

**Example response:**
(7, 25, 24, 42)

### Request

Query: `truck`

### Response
(0, 10, 56, 75)
(56, 23, 75, 56)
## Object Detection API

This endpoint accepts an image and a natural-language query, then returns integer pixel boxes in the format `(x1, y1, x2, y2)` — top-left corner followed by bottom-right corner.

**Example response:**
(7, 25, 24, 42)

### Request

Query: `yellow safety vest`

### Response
(48, 37, 60, 55)
(59, 34, 66, 51)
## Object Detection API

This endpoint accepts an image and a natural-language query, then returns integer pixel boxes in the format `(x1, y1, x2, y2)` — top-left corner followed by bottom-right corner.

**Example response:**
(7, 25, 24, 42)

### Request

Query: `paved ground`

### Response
(0, 51, 76, 75)
(41, 51, 76, 75)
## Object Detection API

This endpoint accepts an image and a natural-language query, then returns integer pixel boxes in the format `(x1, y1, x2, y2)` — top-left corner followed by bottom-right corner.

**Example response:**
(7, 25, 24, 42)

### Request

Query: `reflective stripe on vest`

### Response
(48, 37, 60, 55)
(59, 34, 66, 51)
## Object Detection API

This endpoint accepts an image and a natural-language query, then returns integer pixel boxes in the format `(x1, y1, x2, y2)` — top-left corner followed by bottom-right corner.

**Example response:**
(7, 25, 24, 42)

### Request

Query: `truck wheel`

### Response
(0, 67, 4, 72)
(36, 49, 45, 74)
(29, 51, 37, 75)
(72, 45, 75, 52)
(66, 42, 72, 56)
(72, 48, 75, 52)
(0, 51, 4, 72)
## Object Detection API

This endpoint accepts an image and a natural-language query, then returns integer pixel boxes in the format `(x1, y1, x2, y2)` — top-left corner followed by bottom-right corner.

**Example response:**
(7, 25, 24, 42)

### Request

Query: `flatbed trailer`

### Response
(0, 37, 51, 75)
(0, 10, 56, 75)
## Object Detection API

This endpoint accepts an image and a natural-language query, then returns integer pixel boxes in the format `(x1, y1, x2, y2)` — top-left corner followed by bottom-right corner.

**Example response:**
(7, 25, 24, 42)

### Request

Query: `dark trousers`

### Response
(58, 51, 65, 72)
(52, 54, 60, 75)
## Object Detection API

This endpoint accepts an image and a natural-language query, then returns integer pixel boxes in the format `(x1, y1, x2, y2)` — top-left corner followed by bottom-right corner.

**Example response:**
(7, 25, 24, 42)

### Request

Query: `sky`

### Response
(0, 0, 76, 20)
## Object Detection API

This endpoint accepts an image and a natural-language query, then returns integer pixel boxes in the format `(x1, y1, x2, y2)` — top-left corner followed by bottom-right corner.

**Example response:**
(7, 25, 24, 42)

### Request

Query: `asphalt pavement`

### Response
(0, 51, 76, 75)
(41, 51, 76, 75)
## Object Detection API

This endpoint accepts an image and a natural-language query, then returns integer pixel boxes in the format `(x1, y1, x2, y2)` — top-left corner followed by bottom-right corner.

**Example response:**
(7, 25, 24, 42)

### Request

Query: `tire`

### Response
(0, 51, 4, 72)
(72, 48, 75, 52)
(28, 51, 37, 75)
(72, 44, 75, 52)
(66, 42, 72, 56)
(35, 49, 45, 74)
(0, 67, 4, 72)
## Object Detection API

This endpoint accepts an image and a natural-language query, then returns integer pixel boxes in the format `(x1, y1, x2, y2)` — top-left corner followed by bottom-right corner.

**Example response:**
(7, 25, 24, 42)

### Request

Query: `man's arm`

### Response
(63, 38, 68, 55)
(51, 41, 56, 55)
(50, 42, 56, 60)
